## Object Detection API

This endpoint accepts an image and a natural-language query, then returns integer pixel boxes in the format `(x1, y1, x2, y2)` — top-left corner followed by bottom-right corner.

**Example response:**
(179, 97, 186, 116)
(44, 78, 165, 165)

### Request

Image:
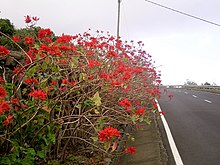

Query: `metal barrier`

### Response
(162, 85, 220, 94)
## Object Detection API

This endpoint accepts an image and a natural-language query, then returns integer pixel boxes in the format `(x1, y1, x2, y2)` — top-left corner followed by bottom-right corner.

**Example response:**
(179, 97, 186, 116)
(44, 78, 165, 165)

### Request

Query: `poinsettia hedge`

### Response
(0, 16, 161, 164)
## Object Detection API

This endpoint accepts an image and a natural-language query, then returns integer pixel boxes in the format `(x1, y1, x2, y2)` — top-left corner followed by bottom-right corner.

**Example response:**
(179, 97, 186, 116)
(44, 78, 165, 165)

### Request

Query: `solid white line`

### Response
(156, 100, 184, 165)
(204, 99, 212, 103)
(192, 95, 198, 98)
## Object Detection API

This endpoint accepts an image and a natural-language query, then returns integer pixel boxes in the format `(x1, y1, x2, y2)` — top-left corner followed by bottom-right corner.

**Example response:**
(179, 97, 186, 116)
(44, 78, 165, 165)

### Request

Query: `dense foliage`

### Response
(0, 16, 161, 164)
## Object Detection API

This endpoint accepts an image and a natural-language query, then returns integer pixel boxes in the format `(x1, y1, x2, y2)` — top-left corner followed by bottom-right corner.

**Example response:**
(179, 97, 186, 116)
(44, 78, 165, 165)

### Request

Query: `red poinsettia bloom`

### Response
(118, 98, 132, 107)
(24, 15, 32, 23)
(0, 46, 10, 56)
(0, 100, 10, 115)
(24, 37, 35, 45)
(11, 98, 19, 105)
(168, 93, 174, 98)
(51, 80, 57, 85)
(0, 86, 7, 98)
(12, 36, 21, 43)
(0, 76, 4, 84)
(32, 16, 40, 22)
(98, 126, 121, 142)
(3, 115, 13, 126)
(38, 28, 53, 40)
(87, 60, 101, 68)
(159, 111, 166, 115)
(124, 147, 136, 154)
(24, 78, 38, 84)
(135, 108, 145, 115)
(28, 89, 47, 100)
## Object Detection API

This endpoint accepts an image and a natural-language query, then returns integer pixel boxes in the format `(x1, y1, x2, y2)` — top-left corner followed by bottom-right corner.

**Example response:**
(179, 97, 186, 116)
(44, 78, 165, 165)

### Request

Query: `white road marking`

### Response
(204, 99, 212, 103)
(156, 100, 184, 165)
(192, 95, 198, 98)
(185, 92, 188, 94)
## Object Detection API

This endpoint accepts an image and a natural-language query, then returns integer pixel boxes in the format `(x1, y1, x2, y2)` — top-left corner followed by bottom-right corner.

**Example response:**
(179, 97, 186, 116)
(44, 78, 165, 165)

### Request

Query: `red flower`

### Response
(12, 36, 21, 43)
(0, 100, 10, 115)
(168, 93, 174, 100)
(122, 71, 132, 80)
(51, 80, 57, 85)
(11, 98, 19, 105)
(0, 86, 7, 98)
(61, 79, 69, 85)
(87, 60, 101, 68)
(24, 37, 35, 45)
(61, 78, 76, 86)
(135, 108, 145, 115)
(28, 89, 47, 100)
(0, 46, 10, 56)
(88, 76, 93, 80)
(0, 76, 4, 84)
(58, 59, 68, 64)
(118, 98, 132, 107)
(111, 80, 122, 87)
(151, 101, 158, 109)
(124, 147, 136, 154)
(159, 111, 165, 115)
(24, 78, 38, 84)
(38, 28, 53, 40)
(24, 15, 32, 23)
(168, 94, 174, 98)
(3, 115, 13, 126)
(32, 16, 40, 21)
(13, 67, 23, 74)
(98, 126, 121, 142)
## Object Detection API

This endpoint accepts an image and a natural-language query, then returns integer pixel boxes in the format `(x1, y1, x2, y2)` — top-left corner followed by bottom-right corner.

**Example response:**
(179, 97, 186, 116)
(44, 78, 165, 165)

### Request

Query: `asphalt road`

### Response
(158, 88, 220, 165)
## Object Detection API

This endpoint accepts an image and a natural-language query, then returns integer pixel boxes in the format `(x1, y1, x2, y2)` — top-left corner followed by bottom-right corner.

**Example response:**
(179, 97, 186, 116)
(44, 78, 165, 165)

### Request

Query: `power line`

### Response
(145, 0, 220, 27)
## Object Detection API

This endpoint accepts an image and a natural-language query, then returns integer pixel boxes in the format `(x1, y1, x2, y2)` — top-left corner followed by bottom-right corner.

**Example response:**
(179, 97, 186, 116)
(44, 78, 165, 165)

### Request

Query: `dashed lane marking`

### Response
(204, 100, 212, 103)
(192, 95, 198, 98)
(185, 92, 188, 94)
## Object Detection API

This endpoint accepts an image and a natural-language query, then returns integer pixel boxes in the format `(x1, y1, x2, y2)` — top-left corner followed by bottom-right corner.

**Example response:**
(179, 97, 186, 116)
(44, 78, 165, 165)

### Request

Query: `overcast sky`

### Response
(1, 0, 220, 85)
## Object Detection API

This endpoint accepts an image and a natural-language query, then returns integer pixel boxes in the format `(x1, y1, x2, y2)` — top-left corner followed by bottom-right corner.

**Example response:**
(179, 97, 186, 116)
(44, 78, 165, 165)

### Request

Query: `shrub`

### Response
(0, 16, 161, 164)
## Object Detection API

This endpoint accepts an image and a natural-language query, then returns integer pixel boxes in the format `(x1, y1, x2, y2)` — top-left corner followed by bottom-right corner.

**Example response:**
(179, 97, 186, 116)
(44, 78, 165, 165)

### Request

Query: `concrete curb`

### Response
(118, 113, 168, 165)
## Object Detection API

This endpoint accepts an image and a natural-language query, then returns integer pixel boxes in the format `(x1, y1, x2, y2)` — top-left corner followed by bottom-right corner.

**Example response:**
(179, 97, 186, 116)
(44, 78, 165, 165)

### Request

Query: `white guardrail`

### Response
(164, 85, 220, 94)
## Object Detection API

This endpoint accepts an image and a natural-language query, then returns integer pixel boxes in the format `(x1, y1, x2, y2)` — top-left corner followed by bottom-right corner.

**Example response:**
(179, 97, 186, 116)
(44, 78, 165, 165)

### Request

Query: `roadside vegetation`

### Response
(0, 16, 161, 164)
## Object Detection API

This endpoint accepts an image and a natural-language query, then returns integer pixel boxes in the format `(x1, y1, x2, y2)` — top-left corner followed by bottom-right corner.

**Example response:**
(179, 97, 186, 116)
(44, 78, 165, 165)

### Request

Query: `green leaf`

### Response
(98, 118, 104, 129)
(48, 133, 56, 144)
(0, 157, 11, 165)
(26, 148, 36, 158)
(84, 100, 94, 107)
(144, 119, 151, 125)
(130, 115, 136, 124)
(28, 65, 39, 76)
(42, 62, 48, 70)
(91, 136, 98, 142)
(79, 73, 86, 82)
(71, 57, 79, 68)
(22, 88, 27, 95)
(37, 150, 46, 159)
(91, 92, 101, 107)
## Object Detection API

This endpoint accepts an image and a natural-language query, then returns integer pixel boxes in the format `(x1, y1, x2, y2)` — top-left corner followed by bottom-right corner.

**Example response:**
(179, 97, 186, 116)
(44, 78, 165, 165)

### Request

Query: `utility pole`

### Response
(117, 0, 122, 38)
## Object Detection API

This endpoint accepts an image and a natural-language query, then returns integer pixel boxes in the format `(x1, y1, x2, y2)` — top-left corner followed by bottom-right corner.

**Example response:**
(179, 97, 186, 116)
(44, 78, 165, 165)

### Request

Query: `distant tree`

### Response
(204, 82, 211, 85)
(0, 18, 57, 50)
(184, 79, 197, 86)
(0, 18, 15, 35)
(0, 18, 16, 49)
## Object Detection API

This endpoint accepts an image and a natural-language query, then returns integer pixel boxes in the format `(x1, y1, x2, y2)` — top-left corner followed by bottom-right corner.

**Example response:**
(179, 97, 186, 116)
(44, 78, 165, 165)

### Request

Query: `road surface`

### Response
(158, 88, 220, 165)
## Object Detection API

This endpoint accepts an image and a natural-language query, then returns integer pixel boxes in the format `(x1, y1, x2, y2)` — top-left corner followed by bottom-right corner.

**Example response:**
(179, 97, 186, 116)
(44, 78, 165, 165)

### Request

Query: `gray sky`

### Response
(1, 0, 220, 85)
